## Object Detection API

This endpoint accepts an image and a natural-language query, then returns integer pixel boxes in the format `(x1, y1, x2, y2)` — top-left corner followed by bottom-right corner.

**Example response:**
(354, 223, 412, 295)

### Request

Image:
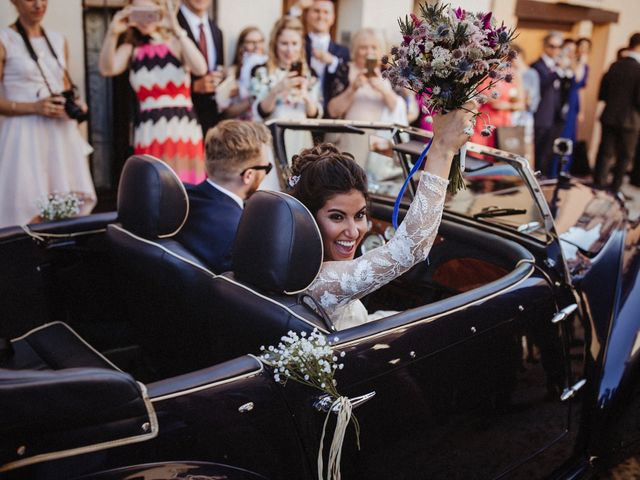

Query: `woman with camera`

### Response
(0, 0, 96, 228)
(99, 0, 208, 183)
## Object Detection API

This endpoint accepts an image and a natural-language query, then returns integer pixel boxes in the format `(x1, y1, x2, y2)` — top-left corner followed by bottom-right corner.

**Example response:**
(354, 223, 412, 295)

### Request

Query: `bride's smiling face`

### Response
(315, 190, 368, 261)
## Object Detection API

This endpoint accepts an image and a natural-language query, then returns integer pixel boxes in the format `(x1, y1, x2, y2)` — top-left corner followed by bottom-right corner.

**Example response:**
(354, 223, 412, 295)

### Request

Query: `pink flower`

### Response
(454, 7, 466, 20)
(410, 13, 422, 27)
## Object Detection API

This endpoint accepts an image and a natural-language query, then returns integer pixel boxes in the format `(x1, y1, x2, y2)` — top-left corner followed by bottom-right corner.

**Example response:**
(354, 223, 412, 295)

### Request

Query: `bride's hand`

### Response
(431, 101, 478, 157)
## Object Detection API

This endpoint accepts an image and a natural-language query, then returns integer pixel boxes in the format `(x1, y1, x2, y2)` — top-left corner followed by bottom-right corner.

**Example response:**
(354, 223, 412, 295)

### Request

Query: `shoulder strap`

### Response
(14, 18, 76, 94)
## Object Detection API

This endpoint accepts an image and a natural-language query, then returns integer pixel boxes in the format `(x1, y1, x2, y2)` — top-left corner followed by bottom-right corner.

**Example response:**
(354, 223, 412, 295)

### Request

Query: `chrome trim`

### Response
(561, 378, 587, 402)
(151, 356, 264, 403)
(314, 391, 376, 413)
(551, 303, 579, 324)
(20, 224, 106, 241)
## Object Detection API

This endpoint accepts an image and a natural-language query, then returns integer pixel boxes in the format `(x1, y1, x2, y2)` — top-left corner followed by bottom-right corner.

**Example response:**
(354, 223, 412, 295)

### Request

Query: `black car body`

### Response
(1, 120, 639, 479)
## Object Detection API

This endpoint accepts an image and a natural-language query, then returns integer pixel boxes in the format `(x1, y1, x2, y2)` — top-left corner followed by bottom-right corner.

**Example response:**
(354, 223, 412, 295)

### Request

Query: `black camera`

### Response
(61, 89, 88, 123)
(552, 137, 573, 156)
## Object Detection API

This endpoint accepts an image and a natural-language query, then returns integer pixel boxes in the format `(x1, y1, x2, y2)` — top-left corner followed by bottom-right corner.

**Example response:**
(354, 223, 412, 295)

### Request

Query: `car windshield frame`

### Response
(267, 119, 556, 244)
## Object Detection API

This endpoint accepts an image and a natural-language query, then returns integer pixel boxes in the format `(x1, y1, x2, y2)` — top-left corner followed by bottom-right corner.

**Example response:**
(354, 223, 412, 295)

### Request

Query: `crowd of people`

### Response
(1, 0, 640, 229)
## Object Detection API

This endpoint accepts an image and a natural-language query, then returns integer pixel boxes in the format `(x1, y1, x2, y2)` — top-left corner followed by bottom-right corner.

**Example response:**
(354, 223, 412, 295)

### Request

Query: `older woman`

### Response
(326, 28, 408, 180)
(0, 0, 96, 227)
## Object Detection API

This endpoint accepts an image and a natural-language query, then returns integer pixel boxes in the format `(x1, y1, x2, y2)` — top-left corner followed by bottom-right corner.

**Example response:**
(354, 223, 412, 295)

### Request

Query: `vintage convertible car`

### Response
(1, 120, 639, 480)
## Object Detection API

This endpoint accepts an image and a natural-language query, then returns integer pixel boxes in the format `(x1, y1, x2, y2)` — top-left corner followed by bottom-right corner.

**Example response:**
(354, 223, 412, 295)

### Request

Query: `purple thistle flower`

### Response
(381, 55, 389, 65)
(391, 46, 399, 56)
(481, 12, 492, 30)
(504, 73, 513, 83)
(488, 70, 498, 79)
(454, 7, 465, 20)
(402, 35, 412, 45)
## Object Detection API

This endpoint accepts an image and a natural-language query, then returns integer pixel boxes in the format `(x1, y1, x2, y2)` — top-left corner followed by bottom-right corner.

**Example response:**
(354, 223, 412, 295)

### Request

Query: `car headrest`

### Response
(233, 191, 323, 294)
(117, 155, 189, 239)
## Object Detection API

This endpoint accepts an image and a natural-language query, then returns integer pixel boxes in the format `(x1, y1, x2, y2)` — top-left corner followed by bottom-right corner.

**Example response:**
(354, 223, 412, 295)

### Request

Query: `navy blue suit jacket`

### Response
(177, 11, 225, 136)
(530, 58, 562, 128)
(177, 181, 242, 273)
(305, 35, 350, 114)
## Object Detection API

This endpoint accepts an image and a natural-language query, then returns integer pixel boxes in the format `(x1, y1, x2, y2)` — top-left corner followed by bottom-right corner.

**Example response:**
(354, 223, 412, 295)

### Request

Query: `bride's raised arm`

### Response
(306, 102, 476, 317)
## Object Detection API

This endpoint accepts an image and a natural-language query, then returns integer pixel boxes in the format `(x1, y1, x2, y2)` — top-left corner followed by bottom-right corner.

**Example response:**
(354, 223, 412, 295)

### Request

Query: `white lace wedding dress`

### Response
(306, 171, 449, 331)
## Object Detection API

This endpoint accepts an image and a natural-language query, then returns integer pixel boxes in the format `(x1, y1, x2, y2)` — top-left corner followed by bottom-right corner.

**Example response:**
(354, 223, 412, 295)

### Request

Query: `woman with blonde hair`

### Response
(250, 16, 321, 122)
(99, 0, 208, 183)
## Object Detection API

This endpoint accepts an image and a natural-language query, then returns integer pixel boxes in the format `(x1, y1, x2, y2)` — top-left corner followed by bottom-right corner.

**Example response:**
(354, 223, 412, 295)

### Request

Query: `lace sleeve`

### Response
(306, 171, 449, 317)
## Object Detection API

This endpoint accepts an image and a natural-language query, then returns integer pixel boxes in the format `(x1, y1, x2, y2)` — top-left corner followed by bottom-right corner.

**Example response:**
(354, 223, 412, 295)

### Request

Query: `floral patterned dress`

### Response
(306, 171, 448, 330)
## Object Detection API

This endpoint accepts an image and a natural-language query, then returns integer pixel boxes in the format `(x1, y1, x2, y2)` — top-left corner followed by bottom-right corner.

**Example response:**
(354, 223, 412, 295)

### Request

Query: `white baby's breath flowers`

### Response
(37, 192, 83, 222)
(260, 328, 344, 399)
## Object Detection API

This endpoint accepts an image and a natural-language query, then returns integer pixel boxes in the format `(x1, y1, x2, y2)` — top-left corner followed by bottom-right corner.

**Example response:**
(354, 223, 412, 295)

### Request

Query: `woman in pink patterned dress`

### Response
(99, 0, 207, 183)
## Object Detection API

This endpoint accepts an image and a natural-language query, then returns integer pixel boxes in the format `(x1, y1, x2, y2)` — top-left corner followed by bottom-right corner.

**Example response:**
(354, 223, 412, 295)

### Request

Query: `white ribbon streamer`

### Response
(317, 396, 353, 480)
(459, 142, 467, 172)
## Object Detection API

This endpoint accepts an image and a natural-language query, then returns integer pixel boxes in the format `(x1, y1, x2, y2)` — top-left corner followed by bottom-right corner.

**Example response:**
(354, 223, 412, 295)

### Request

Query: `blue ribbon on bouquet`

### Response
(391, 138, 433, 230)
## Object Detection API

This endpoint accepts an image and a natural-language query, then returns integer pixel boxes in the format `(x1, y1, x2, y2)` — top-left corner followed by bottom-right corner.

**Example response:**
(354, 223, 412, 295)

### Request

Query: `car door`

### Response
(267, 121, 577, 479)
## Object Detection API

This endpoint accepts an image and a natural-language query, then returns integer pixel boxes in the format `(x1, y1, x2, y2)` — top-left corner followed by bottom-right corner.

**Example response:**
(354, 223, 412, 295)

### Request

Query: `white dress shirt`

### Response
(307, 32, 339, 82)
(180, 5, 216, 71)
(206, 179, 244, 209)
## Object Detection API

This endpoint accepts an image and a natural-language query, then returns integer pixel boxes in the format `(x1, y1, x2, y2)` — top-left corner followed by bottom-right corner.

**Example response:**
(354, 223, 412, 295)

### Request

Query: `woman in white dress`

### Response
(289, 103, 476, 330)
(250, 16, 322, 190)
(0, 0, 96, 228)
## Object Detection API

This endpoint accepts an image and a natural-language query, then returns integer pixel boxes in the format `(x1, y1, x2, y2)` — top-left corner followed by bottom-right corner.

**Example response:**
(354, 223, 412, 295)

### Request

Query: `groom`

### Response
(178, 121, 272, 272)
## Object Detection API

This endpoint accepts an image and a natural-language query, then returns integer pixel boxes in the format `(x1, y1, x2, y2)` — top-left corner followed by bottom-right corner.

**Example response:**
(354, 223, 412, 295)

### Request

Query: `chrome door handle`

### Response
(552, 303, 578, 324)
(314, 391, 376, 413)
(561, 378, 586, 401)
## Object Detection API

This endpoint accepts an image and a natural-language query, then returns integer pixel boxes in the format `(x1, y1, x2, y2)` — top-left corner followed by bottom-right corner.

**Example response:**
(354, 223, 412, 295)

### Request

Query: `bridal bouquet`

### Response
(260, 329, 359, 480)
(37, 192, 83, 222)
(383, 2, 517, 194)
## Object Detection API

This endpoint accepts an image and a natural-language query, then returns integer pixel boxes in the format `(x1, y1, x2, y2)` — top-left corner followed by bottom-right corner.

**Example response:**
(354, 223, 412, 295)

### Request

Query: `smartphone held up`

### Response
(128, 6, 162, 28)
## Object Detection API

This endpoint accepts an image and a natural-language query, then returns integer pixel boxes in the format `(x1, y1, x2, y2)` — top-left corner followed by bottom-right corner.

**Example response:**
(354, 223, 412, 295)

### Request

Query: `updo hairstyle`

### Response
(289, 143, 369, 217)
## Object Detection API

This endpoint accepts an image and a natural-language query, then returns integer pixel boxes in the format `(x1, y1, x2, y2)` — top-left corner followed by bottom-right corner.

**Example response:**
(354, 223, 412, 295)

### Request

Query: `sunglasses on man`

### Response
(239, 163, 273, 176)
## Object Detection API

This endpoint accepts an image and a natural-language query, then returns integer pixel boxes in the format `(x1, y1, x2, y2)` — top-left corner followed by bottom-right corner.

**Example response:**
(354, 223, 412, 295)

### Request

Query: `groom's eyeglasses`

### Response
(239, 163, 273, 176)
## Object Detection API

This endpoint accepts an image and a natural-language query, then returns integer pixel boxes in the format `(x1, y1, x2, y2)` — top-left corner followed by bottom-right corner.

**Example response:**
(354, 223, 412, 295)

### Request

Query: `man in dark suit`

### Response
(178, 121, 272, 272)
(302, 0, 350, 116)
(594, 33, 640, 191)
(531, 32, 566, 177)
(178, 0, 225, 136)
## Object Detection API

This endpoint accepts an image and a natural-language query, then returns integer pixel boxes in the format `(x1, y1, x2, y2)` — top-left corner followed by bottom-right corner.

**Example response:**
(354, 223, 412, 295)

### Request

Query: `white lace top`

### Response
(306, 171, 449, 331)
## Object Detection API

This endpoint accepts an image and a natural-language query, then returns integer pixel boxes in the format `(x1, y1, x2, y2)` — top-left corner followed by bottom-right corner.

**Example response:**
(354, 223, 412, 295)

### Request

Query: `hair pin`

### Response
(288, 175, 301, 188)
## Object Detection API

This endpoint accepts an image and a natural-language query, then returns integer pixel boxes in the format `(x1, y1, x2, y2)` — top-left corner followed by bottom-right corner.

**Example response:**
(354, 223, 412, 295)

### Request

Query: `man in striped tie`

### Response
(178, 0, 225, 136)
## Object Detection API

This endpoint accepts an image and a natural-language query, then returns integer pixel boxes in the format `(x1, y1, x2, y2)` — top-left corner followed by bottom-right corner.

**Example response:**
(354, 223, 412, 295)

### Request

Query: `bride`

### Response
(289, 102, 477, 330)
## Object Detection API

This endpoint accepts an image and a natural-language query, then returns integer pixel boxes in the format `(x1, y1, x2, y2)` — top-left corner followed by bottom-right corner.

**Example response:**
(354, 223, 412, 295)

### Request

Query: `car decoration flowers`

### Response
(383, 2, 517, 195)
(37, 192, 83, 222)
(260, 328, 359, 480)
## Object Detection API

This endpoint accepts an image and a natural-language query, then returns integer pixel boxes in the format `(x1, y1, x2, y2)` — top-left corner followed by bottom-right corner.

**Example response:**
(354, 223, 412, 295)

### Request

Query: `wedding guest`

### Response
(177, 0, 225, 136)
(288, 102, 477, 330)
(219, 26, 266, 120)
(531, 31, 566, 177)
(303, 0, 350, 115)
(99, 0, 207, 184)
(0, 0, 96, 228)
(326, 28, 408, 177)
(251, 16, 321, 188)
(178, 120, 272, 272)
(510, 44, 540, 163)
(551, 39, 589, 174)
(594, 33, 640, 192)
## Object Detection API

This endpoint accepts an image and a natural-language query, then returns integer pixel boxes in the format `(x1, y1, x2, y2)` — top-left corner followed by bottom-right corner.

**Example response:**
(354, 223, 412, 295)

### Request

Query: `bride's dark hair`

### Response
(289, 143, 368, 216)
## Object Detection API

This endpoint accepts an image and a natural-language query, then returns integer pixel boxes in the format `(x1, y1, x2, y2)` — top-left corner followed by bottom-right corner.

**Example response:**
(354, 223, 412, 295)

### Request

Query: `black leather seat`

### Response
(0, 322, 156, 473)
(106, 155, 216, 380)
(209, 190, 333, 357)
(107, 156, 330, 379)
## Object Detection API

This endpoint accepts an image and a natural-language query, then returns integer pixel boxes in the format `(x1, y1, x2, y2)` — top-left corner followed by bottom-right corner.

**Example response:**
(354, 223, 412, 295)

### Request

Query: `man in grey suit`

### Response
(594, 33, 640, 192)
